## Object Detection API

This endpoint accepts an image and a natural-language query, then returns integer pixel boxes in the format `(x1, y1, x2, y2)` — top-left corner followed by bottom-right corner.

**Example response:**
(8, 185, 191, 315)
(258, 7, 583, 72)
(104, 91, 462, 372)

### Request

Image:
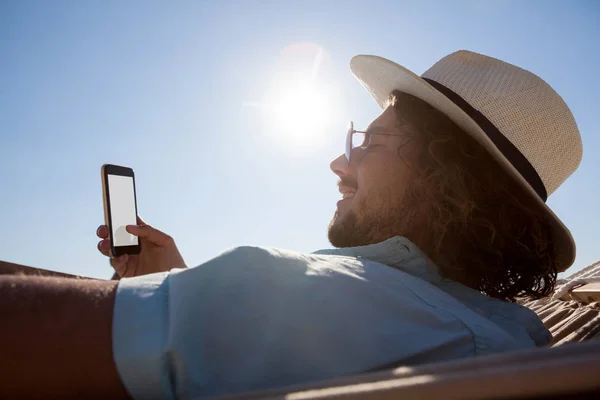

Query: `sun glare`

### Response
(244, 43, 336, 149)
(270, 80, 331, 145)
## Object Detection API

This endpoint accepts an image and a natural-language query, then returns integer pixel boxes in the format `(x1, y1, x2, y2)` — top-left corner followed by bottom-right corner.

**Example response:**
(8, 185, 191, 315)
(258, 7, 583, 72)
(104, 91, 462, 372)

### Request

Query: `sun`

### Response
(269, 80, 331, 145)
(244, 43, 336, 149)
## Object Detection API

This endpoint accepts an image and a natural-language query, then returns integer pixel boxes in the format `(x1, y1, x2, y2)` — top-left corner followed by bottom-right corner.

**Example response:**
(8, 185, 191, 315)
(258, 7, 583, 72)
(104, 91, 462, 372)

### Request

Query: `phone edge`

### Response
(100, 164, 114, 258)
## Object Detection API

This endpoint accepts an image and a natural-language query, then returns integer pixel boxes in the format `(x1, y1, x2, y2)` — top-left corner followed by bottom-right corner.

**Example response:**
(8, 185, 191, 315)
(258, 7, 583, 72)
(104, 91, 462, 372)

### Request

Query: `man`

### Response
(1, 50, 582, 399)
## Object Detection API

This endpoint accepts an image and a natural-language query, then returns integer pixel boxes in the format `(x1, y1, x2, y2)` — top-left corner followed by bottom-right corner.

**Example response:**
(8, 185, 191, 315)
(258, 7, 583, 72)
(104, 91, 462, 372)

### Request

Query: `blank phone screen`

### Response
(107, 174, 139, 247)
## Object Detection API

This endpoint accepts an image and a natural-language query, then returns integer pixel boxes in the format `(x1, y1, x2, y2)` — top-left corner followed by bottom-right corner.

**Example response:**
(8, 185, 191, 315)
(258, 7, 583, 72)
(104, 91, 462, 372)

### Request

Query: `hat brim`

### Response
(350, 54, 575, 272)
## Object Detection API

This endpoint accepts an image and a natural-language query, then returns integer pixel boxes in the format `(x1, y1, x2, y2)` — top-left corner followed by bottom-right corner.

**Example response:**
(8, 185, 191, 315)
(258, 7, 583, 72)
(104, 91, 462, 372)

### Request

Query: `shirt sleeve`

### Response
(112, 246, 511, 400)
(112, 271, 174, 400)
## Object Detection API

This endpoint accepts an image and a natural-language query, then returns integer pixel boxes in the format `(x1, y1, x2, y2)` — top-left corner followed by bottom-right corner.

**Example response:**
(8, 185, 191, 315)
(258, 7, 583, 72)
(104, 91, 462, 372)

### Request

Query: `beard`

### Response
(328, 188, 417, 248)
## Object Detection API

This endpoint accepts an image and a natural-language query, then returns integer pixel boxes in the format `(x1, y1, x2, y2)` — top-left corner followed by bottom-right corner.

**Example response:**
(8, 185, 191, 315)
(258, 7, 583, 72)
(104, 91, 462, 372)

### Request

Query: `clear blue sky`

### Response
(1, 0, 598, 279)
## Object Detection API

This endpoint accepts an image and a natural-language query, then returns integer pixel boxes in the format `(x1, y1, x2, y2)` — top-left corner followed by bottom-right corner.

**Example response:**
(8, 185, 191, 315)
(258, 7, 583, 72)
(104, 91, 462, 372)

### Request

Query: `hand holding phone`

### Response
(99, 164, 187, 278)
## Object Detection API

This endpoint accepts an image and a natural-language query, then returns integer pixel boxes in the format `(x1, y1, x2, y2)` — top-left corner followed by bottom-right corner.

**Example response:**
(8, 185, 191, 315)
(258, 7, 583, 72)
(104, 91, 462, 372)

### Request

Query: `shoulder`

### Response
(482, 297, 551, 346)
(196, 245, 367, 277)
(438, 280, 550, 348)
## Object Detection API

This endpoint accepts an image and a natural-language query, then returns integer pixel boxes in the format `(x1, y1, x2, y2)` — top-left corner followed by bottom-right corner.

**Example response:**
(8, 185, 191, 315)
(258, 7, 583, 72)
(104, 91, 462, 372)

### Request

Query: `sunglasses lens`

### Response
(346, 122, 353, 162)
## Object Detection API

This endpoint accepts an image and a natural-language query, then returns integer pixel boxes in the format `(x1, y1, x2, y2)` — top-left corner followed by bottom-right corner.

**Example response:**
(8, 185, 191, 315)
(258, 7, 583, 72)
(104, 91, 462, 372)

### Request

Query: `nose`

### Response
(330, 153, 351, 178)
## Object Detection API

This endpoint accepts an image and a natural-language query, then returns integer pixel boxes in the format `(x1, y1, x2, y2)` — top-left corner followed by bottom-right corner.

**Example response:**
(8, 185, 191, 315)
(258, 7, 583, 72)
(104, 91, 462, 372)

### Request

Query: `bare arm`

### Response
(0, 259, 88, 278)
(0, 275, 130, 399)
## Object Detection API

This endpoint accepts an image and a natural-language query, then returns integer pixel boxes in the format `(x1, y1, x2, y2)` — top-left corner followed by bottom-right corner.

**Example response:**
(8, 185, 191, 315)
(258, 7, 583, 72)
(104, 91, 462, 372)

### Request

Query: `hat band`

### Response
(423, 78, 548, 202)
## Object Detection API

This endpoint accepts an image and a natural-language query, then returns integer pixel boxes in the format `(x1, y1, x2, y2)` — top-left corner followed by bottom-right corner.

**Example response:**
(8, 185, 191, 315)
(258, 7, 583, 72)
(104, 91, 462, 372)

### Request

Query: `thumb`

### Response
(126, 224, 172, 246)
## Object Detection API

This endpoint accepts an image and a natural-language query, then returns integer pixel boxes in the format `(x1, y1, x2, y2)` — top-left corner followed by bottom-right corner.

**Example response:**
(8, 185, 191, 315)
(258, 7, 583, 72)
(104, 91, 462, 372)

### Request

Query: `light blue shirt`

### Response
(113, 237, 551, 400)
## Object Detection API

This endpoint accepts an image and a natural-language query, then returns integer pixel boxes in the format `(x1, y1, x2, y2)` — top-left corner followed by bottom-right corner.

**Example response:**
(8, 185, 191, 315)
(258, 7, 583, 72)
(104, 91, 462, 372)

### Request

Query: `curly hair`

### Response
(387, 90, 557, 301)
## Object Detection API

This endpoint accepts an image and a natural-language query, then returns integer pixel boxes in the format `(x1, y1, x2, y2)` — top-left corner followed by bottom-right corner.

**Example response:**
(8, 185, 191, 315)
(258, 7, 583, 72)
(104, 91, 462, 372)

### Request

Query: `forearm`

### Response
(0, 260, 87, 278)
(0, 276, 130, 399)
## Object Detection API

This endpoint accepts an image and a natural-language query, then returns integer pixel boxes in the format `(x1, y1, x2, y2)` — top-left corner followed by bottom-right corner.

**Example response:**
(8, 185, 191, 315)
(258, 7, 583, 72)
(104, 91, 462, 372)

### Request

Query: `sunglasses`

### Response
(346, 121, 406, 163)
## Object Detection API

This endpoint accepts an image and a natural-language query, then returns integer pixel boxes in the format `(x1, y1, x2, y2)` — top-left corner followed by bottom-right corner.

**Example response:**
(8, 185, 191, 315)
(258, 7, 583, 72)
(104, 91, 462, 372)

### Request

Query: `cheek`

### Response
(356, 155, 411, 201)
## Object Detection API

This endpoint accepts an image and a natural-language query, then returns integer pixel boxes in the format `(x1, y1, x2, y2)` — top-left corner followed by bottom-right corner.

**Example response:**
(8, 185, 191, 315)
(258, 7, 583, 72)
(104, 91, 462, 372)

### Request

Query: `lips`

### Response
(338, 184, 357, 200)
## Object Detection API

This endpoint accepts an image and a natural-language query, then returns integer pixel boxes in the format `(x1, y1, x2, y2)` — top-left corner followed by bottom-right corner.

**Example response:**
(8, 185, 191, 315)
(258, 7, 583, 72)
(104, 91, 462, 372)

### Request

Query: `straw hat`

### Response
(350, 50, 582, 271)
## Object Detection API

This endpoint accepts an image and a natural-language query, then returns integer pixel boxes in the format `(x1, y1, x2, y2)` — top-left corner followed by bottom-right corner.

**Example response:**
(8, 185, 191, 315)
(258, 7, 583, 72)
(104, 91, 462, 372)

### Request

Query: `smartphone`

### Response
(101, 164, 141, 257)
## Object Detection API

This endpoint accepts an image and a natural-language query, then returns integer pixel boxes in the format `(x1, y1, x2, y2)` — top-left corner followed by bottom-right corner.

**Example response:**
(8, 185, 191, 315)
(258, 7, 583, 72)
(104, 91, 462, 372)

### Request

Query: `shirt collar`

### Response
(312, 236, 444, 285)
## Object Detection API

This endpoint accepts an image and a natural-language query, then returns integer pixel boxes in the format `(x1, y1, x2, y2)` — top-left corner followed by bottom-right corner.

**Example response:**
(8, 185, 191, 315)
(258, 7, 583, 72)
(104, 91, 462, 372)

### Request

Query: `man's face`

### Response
(328, 105, 423, 248)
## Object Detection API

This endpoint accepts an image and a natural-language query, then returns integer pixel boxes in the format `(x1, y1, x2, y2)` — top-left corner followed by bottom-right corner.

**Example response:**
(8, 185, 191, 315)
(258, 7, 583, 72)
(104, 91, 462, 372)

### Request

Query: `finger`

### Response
(97, 239, 111, 257)
(110, 254, 129, 276)
(110, 260, 126, 278)
(137, 215, 148, 227)
(96, 225, 109, 239)
(111, 254, 128, 267)
(126, 224, 172, 245)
